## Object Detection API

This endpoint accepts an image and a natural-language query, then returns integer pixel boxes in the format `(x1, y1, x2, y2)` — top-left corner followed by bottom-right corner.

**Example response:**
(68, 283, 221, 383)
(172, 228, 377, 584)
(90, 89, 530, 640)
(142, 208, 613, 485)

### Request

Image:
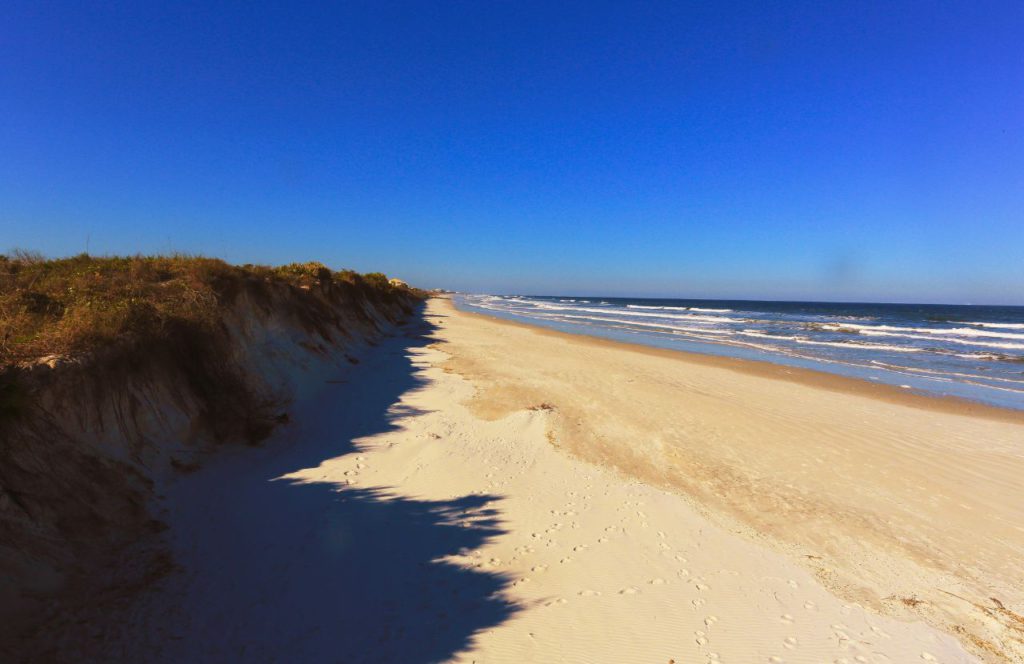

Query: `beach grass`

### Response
(0, 251, 416, 366)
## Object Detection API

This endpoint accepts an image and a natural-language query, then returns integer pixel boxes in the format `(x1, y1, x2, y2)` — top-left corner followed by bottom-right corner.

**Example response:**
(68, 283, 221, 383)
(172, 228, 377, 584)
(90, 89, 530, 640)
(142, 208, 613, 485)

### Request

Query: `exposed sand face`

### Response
(438, 299, 1024, 663)
(50, 299, 1011, 662)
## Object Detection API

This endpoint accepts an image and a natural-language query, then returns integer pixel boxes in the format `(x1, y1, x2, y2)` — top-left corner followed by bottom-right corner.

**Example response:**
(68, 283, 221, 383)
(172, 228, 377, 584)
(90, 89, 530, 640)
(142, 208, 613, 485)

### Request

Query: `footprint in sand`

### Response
(780, 614, 794, 624)
(573, 544, 588, 552)
(560, 556, 572, 564)
(597, 537, 609, 544)
(578, 589, 601, 597)
(783, 636, 798, 649)
(704, 615, 718, 627)
(695, 582, 710, 591)
(920, 654, 937, 662)
(695, 634, 708, 646)
(649, 578, 666, 585)
(768, 657, 784, 663)
(545, 598, 568, 607)
(531, 565, 547, 573)
(691, 598, 706, 608)
(619, 587, 639, 595)
(677, 569, 690, 578)
(788, 579, 799, 588)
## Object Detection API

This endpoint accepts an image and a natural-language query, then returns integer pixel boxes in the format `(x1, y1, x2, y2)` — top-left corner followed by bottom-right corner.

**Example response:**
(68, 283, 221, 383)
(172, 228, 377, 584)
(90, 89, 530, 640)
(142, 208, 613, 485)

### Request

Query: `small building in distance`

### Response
(389, 278, 408, 288)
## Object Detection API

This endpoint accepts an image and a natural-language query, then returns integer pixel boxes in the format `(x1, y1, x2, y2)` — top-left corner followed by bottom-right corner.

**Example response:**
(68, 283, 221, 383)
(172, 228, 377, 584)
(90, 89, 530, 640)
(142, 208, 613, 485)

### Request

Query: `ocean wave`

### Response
(822, 322, 1024, 341)
(552, 312, 732, 334)
(627, 304, 690, 311)
(965, 321, 1024, 330)
(739, 330, 923, 353)
(851, 329, 1024, 351)
(523, 303, 741, 323)
(627, 304, 734, 313)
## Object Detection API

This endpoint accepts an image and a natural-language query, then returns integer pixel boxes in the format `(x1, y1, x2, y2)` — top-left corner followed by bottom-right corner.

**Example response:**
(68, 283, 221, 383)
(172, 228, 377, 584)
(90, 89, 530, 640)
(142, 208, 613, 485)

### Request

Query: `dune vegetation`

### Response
(0, 251, 413, 366)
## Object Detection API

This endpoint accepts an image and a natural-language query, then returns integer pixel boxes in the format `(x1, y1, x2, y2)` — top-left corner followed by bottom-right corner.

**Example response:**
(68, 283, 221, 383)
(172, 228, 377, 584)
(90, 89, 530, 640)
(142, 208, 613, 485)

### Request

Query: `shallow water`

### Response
(456, 294, 1024, 411)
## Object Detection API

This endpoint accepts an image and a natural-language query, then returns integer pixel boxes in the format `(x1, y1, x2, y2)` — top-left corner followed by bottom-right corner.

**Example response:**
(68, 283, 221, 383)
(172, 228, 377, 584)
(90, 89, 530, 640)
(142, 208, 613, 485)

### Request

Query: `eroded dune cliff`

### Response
(0, 256, 421, 656)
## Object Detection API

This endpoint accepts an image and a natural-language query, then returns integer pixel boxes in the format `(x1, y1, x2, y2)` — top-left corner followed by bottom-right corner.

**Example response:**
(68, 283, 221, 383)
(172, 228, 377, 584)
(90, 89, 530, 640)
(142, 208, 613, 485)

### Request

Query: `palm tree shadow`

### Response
(89, 309, 520, 663)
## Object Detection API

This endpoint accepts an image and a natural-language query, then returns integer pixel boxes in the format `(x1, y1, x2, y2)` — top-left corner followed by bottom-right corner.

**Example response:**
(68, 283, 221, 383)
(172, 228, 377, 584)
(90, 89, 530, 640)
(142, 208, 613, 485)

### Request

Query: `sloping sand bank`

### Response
(45, 298, 1019, 662)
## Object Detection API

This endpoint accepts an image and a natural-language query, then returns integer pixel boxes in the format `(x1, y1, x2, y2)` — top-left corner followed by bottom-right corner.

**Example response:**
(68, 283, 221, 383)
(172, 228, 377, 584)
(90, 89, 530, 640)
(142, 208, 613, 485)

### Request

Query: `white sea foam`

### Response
(822, 322, 1024, 341)
(626, 304, 734, 313)
(739, 330, 923, 353)
(552, 312, 732, 334)
(965, 321, 1024, 330)
(519, 302, 741, 324)
(851, 329, 1024, 351)
(869, 359, 1024, 385)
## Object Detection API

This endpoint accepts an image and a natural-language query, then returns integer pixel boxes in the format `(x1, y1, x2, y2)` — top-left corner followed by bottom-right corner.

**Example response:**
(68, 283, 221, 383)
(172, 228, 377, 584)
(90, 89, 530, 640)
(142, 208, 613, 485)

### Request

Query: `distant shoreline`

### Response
(449, 296, 1024, 424)
(514, 294, 1024, 309)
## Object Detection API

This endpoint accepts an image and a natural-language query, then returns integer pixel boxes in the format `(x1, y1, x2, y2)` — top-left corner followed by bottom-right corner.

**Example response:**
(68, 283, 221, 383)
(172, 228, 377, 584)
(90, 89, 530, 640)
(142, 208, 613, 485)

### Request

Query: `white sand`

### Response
(64, 299, 999, 662)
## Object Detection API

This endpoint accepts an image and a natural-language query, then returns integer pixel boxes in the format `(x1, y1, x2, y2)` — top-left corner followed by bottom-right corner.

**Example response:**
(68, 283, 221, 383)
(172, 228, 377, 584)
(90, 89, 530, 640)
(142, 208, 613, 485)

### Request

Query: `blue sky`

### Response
(2, 2, 1022, 303)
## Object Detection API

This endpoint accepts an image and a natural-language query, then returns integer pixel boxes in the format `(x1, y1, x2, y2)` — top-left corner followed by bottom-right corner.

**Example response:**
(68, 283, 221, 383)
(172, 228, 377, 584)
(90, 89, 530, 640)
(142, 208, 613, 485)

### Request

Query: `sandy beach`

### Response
(52, 297, 1022, 663)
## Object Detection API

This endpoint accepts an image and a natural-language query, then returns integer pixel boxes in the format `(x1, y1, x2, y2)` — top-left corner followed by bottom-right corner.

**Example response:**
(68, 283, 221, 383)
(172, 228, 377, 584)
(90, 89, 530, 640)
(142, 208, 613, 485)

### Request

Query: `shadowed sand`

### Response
(49, 299, 1019, 662)
(41, 318, 515, 663)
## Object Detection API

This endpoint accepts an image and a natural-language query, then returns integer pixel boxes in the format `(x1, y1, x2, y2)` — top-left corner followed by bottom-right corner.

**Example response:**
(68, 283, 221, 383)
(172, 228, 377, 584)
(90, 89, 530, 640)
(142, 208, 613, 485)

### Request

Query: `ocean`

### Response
(455, 294, 1024, 411)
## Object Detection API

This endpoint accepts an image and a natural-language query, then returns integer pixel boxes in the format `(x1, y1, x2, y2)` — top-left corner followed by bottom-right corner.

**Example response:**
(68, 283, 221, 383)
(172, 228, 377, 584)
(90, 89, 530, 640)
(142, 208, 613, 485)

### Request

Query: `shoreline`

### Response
(450, 298, 1024, 425)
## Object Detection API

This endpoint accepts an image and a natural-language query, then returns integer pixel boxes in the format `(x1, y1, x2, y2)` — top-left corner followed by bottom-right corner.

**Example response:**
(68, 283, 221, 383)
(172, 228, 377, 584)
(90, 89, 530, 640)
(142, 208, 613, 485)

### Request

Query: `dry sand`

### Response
(63, 297, 1021, 663)
(437, 298, 1024, 663)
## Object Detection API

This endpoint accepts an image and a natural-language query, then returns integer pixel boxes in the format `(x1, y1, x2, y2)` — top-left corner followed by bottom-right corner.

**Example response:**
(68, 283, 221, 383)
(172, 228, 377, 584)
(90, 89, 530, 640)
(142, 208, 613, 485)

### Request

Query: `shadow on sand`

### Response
(51, 313, 518, 663)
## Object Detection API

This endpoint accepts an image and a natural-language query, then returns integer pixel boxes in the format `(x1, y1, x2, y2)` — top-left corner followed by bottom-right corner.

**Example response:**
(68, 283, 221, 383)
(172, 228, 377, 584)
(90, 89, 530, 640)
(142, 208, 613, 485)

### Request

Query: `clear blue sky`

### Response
(2, 2, 1022, 303)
